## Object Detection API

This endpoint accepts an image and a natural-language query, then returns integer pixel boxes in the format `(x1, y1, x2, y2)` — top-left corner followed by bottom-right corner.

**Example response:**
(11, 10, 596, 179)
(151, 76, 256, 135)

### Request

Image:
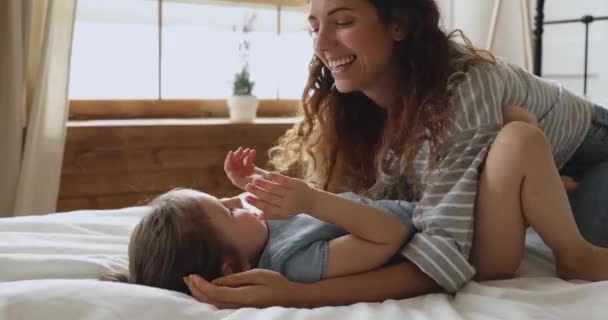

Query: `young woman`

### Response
(183, 0, 608, 308)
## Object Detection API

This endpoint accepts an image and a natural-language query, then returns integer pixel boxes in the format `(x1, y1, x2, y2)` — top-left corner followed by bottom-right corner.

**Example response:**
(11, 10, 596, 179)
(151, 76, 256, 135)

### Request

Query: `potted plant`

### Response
(227, 13, 258, 123)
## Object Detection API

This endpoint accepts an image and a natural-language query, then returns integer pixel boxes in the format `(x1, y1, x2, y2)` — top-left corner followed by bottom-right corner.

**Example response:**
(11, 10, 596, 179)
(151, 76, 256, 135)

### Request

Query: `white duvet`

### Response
(1, 207, 607, 320)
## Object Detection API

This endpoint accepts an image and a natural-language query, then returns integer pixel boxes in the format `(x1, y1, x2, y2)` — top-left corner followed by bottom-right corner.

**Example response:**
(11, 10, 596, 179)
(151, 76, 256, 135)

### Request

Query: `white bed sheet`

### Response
(1, 207, 607, 320)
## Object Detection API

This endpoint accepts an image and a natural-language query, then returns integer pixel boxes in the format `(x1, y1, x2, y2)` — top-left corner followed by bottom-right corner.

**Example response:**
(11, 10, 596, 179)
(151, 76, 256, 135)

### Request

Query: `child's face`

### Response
(196, 192, 268, 268)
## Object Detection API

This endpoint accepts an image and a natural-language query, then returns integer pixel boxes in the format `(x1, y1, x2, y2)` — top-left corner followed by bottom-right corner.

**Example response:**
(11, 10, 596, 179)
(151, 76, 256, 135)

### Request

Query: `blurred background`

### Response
(70, 0, 608, 104)
(2, 0, 606, 216)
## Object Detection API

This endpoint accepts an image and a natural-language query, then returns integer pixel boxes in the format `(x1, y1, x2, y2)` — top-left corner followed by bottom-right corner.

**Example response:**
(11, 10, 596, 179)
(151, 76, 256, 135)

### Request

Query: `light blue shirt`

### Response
(256, 192, 416, 283)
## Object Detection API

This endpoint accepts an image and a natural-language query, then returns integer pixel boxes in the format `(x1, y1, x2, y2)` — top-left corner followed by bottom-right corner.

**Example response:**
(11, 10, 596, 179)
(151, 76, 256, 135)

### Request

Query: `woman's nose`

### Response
(313, 26, 335, 53)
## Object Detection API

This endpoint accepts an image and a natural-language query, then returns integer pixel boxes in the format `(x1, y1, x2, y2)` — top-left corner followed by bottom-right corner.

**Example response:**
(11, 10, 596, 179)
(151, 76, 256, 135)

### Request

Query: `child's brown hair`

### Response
(101, 189, 241, 294)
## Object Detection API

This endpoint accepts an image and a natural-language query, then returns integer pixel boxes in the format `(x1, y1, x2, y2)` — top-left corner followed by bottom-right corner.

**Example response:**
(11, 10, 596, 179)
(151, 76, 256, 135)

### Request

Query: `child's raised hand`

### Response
(224, 147, 265, 190)
(244, 172, 314, 220)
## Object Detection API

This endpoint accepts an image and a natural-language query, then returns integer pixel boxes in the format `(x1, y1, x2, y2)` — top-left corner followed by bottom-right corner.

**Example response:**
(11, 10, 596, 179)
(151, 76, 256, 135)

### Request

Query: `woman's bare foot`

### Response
(556, 244, 608, 281)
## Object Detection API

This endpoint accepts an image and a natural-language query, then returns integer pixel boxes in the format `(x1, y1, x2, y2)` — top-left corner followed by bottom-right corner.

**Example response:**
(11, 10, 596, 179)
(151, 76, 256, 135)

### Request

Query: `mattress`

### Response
(1, 206, 607, 320)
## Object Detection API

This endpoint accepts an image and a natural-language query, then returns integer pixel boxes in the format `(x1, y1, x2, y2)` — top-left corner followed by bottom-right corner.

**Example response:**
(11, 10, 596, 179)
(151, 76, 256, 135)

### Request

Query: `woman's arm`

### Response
(295, 261, 440, 307)
(185, 261, 441, 308)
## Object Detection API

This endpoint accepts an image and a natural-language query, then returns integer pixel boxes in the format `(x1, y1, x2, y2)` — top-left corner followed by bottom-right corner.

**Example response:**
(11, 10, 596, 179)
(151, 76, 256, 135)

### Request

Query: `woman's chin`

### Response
(334, 81, 358, 93)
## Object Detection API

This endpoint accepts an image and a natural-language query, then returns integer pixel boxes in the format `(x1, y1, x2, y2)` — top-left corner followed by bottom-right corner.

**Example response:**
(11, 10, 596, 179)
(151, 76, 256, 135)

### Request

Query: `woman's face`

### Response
(308, 0, 403, 93)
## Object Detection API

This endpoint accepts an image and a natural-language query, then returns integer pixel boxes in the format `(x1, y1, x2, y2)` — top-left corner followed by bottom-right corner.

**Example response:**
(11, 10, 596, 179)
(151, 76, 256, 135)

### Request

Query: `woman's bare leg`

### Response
(471, 121, 608, 281)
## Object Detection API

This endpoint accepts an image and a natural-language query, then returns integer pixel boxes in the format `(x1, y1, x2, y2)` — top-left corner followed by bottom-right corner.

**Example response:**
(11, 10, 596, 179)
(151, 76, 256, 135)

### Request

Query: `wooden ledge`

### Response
(67, 117, 301, 128)
(69, 99, 300, 120)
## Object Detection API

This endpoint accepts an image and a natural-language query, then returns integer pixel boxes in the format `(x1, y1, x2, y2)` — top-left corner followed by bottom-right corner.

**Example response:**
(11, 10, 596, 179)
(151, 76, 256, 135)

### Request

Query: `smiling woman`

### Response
(176, 0, 608, 309)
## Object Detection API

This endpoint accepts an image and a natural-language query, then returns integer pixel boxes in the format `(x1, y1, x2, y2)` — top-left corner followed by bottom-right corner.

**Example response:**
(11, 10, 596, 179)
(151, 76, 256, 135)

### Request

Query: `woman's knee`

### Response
(492, 121, 551, 156)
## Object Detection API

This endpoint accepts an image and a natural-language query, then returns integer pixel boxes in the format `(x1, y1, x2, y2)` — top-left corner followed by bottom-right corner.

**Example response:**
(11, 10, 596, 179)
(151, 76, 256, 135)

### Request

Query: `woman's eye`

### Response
(308, 28, 319, 37)
(336, 21, 353, 27)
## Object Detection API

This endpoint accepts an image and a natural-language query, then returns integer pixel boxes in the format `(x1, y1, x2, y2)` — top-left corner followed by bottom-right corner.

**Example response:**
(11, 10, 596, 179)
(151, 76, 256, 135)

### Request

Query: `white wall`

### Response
(436, 0, 608, 105)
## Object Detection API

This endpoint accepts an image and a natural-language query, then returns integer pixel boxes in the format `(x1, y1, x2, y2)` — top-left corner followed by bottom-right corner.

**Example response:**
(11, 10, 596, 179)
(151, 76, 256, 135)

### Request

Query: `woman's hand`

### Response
(184, 269, 302, 309)
(244, 172, 316, 220)
(224, 147, 268, 190)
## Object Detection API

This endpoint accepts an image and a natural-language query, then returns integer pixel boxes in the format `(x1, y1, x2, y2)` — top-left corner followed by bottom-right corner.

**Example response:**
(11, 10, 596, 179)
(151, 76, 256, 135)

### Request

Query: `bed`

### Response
(1, 206, 607, 320)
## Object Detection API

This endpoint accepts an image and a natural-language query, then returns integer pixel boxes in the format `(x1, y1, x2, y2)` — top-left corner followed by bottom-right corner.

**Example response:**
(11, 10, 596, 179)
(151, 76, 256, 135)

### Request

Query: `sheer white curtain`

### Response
(0, 0, 77, 217)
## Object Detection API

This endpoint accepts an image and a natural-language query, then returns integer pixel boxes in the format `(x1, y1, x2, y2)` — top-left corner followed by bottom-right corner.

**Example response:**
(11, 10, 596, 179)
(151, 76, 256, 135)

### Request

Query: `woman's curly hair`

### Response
(269, 0, 494, 200)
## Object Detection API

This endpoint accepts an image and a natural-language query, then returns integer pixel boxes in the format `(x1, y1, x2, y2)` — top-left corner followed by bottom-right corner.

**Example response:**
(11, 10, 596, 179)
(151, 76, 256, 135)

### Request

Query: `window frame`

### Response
(69, 99, 300, 120)
(69, 0, 308, 120)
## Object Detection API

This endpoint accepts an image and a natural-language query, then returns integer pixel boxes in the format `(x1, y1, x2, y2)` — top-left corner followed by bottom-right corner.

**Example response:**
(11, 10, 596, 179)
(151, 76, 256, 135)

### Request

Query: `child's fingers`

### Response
(242, 149, 252, 166)
(227, 152, 243, 172)
(224, 151, 234, 170)
(245, 149, 256, 167)
(234, 147, 243, 160)
(246, 183, 283, 205)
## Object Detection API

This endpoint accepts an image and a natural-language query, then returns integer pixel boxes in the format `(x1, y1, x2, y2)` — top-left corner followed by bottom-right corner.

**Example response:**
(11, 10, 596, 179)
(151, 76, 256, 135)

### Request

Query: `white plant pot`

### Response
(227, 95, 259, 123)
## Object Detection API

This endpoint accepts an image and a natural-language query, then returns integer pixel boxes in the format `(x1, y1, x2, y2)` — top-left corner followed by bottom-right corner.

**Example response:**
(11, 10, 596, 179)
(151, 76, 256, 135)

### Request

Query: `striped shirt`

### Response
(400, 57, 593, 293)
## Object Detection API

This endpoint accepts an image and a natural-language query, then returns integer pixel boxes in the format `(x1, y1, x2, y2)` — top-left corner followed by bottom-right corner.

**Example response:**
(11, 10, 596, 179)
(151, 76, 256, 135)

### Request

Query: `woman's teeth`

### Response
(328, 55, 357, 71)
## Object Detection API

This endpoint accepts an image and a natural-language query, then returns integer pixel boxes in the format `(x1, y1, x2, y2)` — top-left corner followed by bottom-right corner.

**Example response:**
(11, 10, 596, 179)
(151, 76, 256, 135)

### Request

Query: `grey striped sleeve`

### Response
(401, 64, 505, 292)
(401, 129, 494, 292)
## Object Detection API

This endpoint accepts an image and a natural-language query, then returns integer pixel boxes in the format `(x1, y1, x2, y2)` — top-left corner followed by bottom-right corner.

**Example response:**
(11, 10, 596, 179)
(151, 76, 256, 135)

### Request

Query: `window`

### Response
(438, 0, 607, 105)
(542, 0, 608, 104)
(68, 0, 312, 118)
(69, 0, 159, 99)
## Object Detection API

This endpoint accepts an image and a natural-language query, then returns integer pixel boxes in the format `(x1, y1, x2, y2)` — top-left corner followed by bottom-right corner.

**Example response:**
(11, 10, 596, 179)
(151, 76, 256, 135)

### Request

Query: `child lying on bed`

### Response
(101, 147, 416, 295)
